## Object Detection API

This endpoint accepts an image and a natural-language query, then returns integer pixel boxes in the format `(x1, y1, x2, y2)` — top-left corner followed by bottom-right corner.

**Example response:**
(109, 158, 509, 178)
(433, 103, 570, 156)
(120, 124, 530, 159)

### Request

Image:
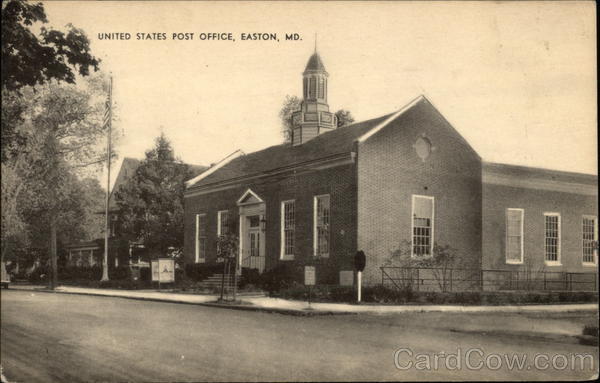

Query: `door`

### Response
(244, 215, 265, 272)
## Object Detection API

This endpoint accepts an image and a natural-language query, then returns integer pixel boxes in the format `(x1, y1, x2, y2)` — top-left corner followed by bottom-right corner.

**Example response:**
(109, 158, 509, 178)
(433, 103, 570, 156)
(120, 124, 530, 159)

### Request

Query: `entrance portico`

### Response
(237, 189, 266, 273)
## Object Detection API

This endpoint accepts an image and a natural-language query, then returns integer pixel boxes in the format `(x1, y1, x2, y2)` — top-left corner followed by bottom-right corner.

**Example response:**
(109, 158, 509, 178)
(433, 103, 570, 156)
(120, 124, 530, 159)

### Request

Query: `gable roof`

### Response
(188, 112, 396, 189)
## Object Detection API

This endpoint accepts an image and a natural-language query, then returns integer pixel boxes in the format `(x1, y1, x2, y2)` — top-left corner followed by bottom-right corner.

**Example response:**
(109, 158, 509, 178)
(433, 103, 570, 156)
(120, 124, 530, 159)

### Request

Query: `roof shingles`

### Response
(190, 113, 394, 188)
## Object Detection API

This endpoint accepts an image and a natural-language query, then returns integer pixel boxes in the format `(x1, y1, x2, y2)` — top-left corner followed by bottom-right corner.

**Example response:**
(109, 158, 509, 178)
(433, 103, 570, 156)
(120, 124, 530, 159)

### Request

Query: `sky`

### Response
(42, 1, 597, 189)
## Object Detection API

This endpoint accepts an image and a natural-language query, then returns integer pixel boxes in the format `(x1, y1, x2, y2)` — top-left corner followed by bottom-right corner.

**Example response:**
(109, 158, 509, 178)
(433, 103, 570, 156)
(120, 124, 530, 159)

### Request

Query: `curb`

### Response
(4, 286, 350, 316)
(4, 286, 598, 315)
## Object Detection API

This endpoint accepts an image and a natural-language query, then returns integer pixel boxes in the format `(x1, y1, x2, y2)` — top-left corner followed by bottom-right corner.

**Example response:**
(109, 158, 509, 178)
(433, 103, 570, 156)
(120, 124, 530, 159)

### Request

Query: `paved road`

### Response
(1, 290, 597, 382)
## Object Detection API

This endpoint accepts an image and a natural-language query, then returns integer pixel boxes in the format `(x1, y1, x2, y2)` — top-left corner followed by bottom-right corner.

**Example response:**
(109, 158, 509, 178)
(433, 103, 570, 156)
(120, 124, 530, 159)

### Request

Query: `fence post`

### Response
(416, 268, 420, 292)
(381, 268, 384, 286)
(449, 268, 453, 292)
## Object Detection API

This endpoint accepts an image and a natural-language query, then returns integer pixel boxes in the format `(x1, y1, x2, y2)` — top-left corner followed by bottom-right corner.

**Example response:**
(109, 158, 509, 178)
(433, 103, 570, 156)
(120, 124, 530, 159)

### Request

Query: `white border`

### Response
(582, 215, 598, 267)
(505, 208, 524, 264)
(236, 188, 264, 205)
(411, 195, 435, 258)
(313, 194, 330, 257)
(280, 200, 295, 260)
(185, 149, 244, 188)
(543, 212, 562, 266)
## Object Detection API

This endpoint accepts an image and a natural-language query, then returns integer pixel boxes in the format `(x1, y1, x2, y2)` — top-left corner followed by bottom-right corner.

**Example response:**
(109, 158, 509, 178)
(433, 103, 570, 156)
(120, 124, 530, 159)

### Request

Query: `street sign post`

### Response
(304, 265, 316, 308)
(354, 251, 366, 302)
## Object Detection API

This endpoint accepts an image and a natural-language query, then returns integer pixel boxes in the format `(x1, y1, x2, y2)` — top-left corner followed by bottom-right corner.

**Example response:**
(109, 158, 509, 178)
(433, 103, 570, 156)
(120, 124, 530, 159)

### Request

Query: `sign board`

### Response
(354, 251, 366, 272)
(151, 258, 175, 282)
(304, 266, 316, 286)
(339, 270, 354, 286)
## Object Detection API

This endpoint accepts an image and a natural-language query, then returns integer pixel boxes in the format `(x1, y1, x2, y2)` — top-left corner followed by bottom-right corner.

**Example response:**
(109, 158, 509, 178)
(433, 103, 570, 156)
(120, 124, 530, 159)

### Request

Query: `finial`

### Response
(314, 33, 317, 53)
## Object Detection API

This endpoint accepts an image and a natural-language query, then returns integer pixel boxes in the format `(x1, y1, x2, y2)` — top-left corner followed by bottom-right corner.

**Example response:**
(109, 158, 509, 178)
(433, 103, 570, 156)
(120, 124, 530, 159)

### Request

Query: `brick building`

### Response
(183, 52, 597, 286)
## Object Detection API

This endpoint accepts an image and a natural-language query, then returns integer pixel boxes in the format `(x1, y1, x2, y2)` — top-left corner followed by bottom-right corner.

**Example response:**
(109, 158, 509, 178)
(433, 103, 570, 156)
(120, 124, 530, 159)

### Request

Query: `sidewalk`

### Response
(5, 284, 598, 316)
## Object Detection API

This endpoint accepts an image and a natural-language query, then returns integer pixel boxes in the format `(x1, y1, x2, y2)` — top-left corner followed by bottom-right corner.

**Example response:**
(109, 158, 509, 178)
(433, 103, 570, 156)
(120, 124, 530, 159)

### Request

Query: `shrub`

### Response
(583, 325, 599, 337)
(240, 268, 260, 289)
(109, 266, 130, 280)
(259, 263, 302, 293)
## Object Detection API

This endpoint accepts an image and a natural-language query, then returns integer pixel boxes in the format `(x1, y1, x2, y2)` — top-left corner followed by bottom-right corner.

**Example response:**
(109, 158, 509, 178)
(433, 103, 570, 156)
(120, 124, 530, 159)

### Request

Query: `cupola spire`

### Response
(290, 48, 338, 146)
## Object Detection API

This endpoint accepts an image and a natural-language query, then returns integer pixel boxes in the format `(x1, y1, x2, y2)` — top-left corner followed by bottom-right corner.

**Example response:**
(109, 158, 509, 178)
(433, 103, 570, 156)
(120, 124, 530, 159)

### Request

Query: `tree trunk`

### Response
(49, 215, 58, 289)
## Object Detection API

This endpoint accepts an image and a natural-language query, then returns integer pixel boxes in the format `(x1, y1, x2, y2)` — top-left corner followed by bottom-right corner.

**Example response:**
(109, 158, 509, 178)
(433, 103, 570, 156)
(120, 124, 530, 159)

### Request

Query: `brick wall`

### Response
(357, 99, 483, 286)
(184, 162, 357, 284)
(482, 182, 598, 273)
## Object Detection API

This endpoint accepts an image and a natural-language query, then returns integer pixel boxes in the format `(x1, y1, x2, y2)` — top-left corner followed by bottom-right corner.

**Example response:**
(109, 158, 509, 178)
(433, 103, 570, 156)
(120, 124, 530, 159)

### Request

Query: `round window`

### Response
(415, 137, 432, 160)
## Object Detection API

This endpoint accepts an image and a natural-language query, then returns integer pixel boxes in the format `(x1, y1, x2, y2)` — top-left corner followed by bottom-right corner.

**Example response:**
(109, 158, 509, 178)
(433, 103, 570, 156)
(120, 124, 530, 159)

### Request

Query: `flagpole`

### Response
(101, 76, 113, 282)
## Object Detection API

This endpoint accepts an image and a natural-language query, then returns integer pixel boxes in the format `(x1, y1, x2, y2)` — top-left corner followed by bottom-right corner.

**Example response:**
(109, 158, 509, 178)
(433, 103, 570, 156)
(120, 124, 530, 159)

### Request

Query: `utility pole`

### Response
(101, 76, 113, 282)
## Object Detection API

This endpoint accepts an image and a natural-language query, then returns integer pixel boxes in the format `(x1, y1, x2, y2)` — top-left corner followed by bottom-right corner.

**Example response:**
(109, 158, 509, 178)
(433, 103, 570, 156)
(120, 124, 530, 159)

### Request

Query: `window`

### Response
(309, 77, 316, 99)
(506, 209, 524, 264)
(195, 214, 206, 263)
(318, 77, 324, 99)
(544, 213, 561, 265)
(314, 195, 330, 257)
(582, 216, 598, 265)
(412, 195, 434, 257)
(303, 78, 308, 99)
(280, 200, 295, 259)
(217, 210, 230, 236)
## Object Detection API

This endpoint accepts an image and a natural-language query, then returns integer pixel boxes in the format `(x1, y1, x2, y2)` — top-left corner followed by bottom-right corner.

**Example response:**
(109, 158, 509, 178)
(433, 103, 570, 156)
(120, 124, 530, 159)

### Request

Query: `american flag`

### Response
(103, 80, 112, 129)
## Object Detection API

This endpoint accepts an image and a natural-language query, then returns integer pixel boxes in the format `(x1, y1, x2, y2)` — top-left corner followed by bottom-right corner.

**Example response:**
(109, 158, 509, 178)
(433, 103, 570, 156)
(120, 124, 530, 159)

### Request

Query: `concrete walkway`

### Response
(4, 284, 598, 315)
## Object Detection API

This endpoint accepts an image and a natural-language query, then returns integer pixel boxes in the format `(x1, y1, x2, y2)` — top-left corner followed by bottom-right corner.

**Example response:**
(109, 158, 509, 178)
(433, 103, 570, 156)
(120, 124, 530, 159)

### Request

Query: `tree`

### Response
(1, 0, 99, 91)
(1, 78, 109, 288)
(1, 0, 100, 162)
(335, 109, 355, 128)
(278, 95, 301, 144)
(115, 134, 194, 259)
(278, 95, 356, 143)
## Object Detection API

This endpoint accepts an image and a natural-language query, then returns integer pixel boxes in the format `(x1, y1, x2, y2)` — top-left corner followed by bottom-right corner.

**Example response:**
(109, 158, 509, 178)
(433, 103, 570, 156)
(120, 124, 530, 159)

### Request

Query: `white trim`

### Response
(236, 188, 264, 205)
(280, 200, 295, 261)
(410, 195, 435, 258)
(195, 213, 206, 263)
(313, 194, 331, 257)
(582, 215, 598, 266)
(357, 95, 424, 144)
(185, 149, 245, 188)
(543, 212, 562, 266)
(505, 208, 524, 265)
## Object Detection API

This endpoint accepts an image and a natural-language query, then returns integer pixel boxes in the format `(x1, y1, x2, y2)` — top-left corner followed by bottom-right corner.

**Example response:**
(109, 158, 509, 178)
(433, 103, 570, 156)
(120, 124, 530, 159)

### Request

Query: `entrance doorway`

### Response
(237, 189, 266, 273)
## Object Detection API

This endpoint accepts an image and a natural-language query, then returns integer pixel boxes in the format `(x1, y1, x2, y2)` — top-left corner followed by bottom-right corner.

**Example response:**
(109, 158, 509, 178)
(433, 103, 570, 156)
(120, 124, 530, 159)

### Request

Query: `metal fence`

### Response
(381, 266, 598, 292)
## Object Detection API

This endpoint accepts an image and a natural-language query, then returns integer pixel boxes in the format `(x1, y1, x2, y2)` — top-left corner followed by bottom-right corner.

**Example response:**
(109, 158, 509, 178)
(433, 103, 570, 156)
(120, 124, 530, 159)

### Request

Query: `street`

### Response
(1, 289, 598, 382)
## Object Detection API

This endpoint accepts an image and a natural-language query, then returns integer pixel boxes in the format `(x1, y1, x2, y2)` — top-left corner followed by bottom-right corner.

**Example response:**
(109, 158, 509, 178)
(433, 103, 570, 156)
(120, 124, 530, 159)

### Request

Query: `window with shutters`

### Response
(411, 195, 434, 257)
(280, 200, 295, 260)
(195, 214, 207, 263)
(544, 213, 561, 265)
(314, 195, 330, 257)
(506, 209, 524, 264)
